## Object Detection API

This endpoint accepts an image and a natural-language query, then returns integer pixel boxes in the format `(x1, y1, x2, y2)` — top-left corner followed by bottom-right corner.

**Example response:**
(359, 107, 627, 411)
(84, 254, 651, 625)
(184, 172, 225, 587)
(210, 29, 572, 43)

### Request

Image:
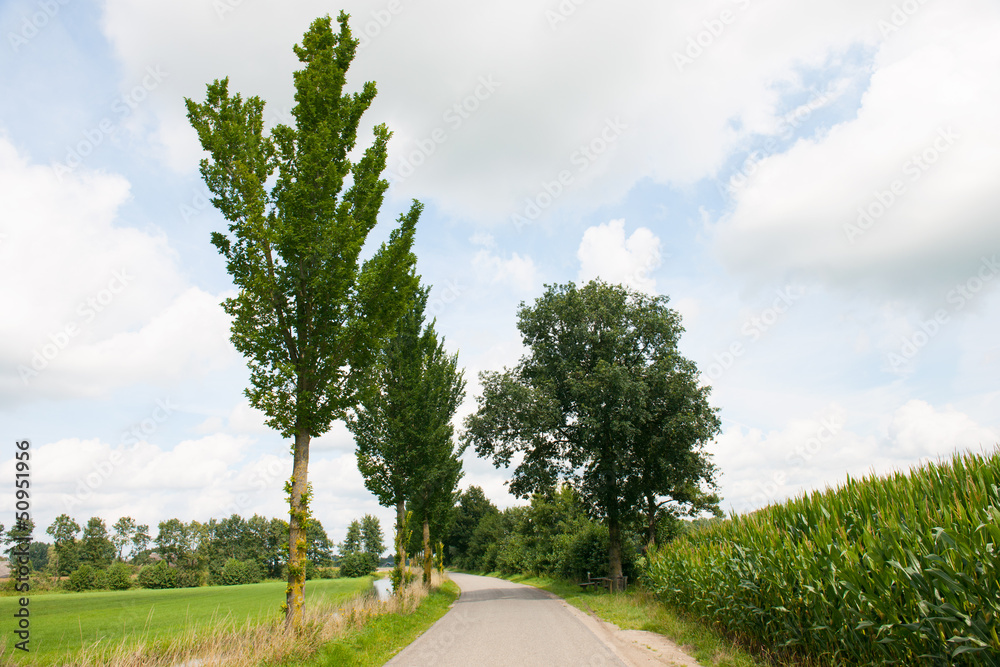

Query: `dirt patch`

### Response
(558, 598, 702, 667)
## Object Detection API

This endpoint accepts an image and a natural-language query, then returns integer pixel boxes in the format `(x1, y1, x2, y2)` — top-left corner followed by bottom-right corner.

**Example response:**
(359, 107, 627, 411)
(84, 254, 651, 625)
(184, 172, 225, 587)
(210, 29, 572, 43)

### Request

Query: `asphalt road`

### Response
(386, 572, 629, 667)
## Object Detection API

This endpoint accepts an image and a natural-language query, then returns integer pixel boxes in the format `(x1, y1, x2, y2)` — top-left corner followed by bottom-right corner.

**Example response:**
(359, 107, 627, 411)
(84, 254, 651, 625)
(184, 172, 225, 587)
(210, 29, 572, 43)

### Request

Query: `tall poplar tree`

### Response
(348, 284, 465, 589)
(185, 12, 419, 628)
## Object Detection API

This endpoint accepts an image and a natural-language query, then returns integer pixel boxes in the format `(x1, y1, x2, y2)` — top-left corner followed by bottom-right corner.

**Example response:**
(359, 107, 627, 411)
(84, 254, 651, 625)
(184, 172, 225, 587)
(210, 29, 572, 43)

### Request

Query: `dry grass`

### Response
(3, 571, 442, 667)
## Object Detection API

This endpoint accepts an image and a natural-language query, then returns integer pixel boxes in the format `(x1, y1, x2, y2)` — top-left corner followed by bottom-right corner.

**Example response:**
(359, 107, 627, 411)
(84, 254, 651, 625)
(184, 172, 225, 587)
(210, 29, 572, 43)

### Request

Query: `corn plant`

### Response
(644, 449, 1000, 665)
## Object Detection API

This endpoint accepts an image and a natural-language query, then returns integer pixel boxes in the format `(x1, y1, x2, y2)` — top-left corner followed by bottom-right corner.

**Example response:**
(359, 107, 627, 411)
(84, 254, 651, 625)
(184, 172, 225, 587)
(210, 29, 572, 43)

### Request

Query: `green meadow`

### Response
(0, 577, 373, 663)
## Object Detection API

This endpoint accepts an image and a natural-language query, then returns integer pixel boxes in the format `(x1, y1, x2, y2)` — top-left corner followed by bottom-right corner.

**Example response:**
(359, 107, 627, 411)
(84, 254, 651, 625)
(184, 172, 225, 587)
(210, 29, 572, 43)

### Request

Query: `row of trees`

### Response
(12, 513, 338, 585)
(348, 284, 466, 590)
(443, 485, 719, 582)
(184, 10, 722, 626)
(185, 11, 429, 629)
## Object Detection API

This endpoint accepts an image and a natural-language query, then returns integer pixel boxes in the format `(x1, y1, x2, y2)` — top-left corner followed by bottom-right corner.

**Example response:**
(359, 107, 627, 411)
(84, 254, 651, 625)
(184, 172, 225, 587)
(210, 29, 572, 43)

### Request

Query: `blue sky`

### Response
(2, 0, 998, 548)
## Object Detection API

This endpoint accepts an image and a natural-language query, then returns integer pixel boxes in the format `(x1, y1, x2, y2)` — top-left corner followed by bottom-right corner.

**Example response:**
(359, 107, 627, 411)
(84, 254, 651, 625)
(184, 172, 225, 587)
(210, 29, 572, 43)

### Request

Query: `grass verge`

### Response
(483, 573, 774, 667)
(298, 577, 460, 667)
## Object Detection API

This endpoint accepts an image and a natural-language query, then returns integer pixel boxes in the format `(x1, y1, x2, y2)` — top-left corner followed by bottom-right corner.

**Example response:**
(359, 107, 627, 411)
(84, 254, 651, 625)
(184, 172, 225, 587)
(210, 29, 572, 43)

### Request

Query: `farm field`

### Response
(645, 450, 1000, 665)
(0, 577, 373, 663)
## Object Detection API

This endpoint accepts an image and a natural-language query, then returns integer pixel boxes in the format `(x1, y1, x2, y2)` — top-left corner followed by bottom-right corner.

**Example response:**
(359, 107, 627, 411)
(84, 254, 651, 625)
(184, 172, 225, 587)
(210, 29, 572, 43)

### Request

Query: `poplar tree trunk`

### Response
(422, 519, 432, 584)
(394, 499, 407, 590)
(285, 430, 310, 629)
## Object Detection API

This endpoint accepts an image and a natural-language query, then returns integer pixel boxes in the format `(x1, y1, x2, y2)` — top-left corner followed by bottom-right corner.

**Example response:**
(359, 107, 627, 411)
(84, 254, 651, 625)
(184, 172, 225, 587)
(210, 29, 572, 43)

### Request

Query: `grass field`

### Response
(0, 577, 373, 663)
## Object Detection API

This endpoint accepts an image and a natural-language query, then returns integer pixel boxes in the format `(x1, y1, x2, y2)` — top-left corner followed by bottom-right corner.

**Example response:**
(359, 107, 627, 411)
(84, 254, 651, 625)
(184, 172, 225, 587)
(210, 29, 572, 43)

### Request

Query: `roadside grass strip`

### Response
(301, 578, 460, 666)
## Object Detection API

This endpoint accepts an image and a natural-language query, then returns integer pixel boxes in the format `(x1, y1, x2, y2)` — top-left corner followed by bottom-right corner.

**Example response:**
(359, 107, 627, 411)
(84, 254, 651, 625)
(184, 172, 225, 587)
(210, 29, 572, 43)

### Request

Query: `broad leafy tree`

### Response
(361, 514, 384, 562)
(79, 517, 115, 569)
(186, 12, 419, 628)
(444, 486, 499, 563)
(306, 519, 334, 566)
(348, 285, 465, 588)
(339, 519, 363, 556)
(131, 524, 152, 564)
(3, 518, 33, 561)
(46, 514, 80, 575)
(111, 516, 138, 561)
(155, 518, 189, 566)
(464, 281, 720, 587)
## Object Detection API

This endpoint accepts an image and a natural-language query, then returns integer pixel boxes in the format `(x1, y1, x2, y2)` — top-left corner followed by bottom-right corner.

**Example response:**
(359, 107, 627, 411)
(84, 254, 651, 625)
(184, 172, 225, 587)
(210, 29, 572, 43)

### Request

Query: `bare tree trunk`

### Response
(645, 495, 658, 549)
(285, 429, 310, 631)
(422, 519, 432, 584)
(394, 499, 407, 591)
(608, 519, 623, 592)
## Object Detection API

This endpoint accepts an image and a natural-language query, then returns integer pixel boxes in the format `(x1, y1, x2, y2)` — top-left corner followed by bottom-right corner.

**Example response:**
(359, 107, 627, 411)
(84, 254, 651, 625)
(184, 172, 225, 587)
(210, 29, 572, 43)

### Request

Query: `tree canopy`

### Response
(464, 280, 720, 585)
(348, 283, 465, 587)
(185, 11, 418, 628)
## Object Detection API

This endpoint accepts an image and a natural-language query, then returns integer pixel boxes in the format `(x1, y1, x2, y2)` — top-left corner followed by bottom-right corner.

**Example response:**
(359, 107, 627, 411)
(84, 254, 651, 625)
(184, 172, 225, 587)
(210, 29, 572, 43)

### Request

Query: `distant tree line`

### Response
(442, 485, 721, 582)
(0, 512, 385, 592)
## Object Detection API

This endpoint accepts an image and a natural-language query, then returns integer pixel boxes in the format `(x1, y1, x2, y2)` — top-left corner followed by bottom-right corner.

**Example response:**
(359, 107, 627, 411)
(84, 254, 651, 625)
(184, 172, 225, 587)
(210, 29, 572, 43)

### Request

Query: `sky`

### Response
(2, 0, 999, 551)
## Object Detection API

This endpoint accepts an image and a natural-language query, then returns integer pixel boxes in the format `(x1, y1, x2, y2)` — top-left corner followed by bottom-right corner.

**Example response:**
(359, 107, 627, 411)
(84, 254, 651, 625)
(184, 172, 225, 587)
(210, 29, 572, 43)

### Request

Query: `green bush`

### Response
(645, 450, 1000, 665)
(558, 522, 609, 580)
(218, 558, 263, 586)
(338, 553, 376, 578)
(66, 564, 101, 591)
(107, 562, 132, 590)
(175, 565, 205, 588)
(138, 561, 176, 589)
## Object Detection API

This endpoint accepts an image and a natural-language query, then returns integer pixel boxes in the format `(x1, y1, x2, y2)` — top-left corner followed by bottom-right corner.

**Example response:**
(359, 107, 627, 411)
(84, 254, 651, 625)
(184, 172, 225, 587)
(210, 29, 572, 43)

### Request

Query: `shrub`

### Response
(107, 562, 132, 590)
(66, 564, 101, 592)
(338, 553, 376, 578)
(218, 558, 263, 586)
(138, 561, 176, 589)
(92, 568, 109, 590)
(175, 566, 205, 588)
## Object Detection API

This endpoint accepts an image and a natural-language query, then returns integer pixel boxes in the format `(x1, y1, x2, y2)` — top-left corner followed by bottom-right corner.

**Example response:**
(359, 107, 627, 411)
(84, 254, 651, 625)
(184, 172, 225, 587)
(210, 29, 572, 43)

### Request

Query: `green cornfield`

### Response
(644, 449, 1000, 665)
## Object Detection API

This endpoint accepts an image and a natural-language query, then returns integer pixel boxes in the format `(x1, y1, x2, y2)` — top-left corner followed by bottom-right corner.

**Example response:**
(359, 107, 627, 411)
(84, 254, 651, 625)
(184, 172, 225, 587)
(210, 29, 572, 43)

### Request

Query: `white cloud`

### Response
(471, 248, 537, 292)
(577, 219, 661, 293)
(97, 0, 920, 224)
(887, 399, 998, 459)
(713, 0, 1000, 302)
(712, 399, 998, 513)
(0, 136, 238, 402)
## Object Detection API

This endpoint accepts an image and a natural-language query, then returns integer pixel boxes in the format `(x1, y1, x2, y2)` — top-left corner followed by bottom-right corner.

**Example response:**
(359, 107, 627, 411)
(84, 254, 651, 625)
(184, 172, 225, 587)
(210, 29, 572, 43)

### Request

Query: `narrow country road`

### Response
(386, 572, 628, 666)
